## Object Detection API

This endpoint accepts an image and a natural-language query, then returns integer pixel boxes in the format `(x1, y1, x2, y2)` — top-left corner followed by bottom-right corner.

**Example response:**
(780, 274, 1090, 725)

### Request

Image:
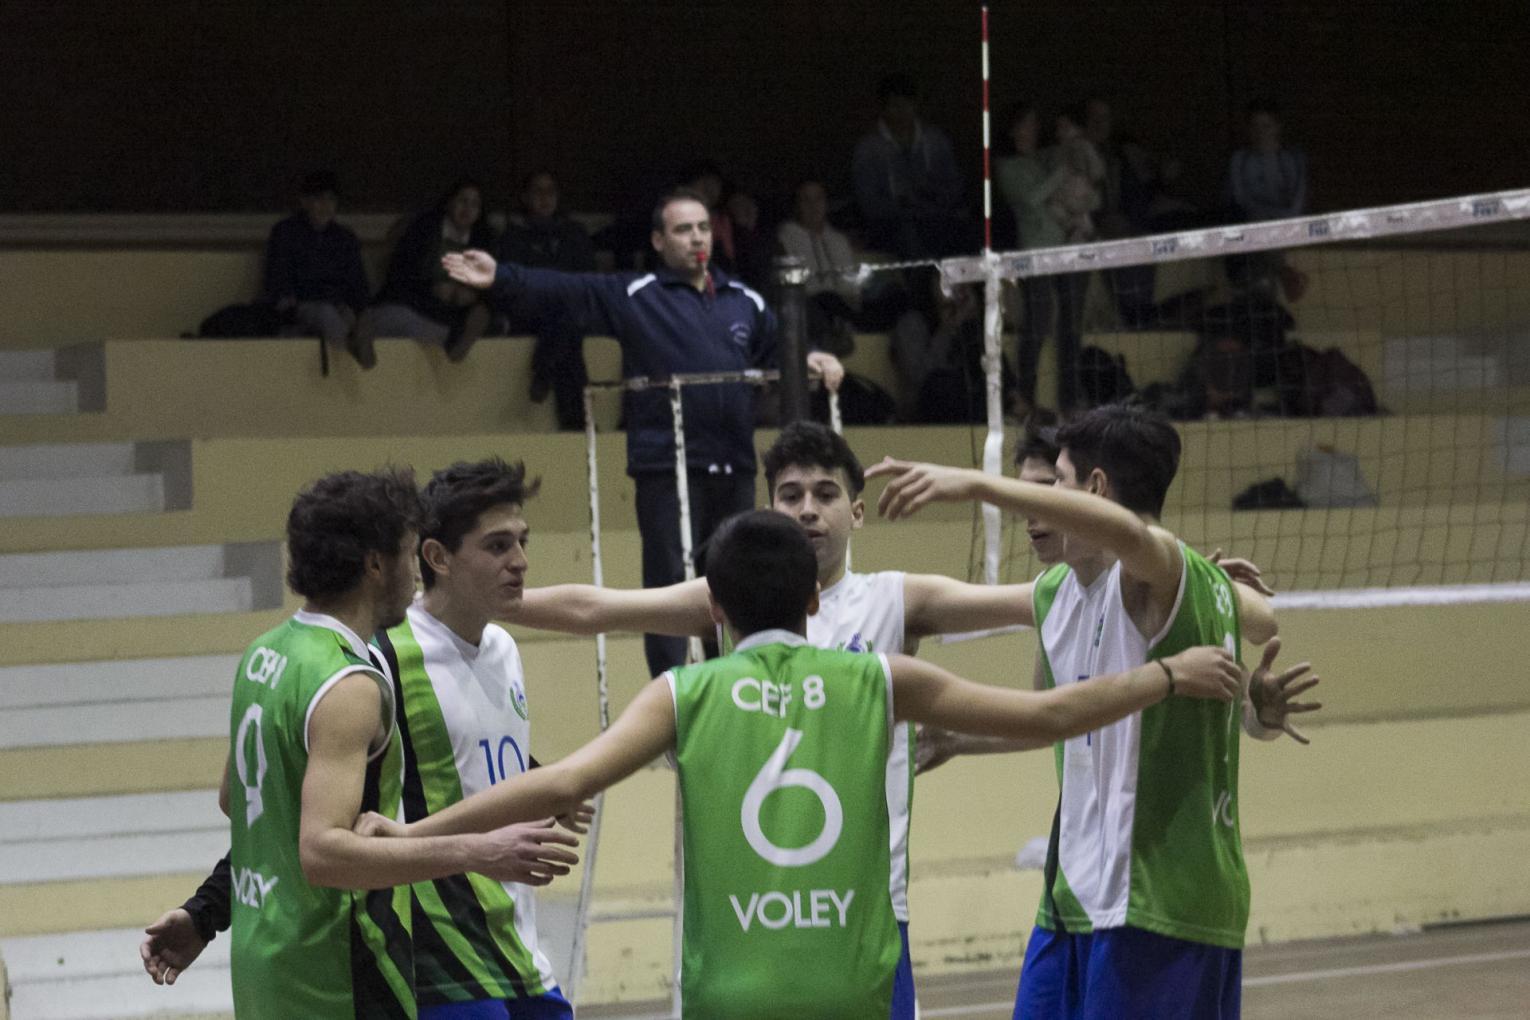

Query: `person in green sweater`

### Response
(996, 101, 1091, 416)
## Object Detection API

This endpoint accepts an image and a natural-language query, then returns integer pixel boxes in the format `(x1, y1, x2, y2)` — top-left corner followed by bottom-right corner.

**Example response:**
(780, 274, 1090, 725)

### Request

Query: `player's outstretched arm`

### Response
(891, 645, 1241, 742)
(298, 673, 577, 889)
(509, 580, 712, 639)
(1243, 636, 1322, 743)
(867, 458, 1181, 593)
(441, 250, 497, 289)
(395, 679, 677, 839)
(914, 658, 1052, 774)
(903, 573, 1036, 639)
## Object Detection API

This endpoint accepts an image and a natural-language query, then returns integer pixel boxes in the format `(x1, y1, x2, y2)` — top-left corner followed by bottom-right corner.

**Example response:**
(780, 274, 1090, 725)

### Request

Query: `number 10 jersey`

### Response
(668, 629, 900, 1019)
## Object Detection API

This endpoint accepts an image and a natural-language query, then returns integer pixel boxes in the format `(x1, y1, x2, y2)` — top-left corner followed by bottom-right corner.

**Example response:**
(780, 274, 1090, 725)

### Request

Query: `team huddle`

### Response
(139, 405, 1320, 1019)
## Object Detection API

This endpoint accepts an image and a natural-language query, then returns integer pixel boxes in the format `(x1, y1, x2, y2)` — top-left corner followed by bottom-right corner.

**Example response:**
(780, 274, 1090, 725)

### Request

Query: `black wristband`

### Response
(1156, 659, 1176, 698)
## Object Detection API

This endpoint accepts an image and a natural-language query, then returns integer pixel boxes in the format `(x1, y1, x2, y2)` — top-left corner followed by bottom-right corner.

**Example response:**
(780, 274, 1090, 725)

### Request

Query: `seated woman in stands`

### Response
(351, 178, 497, 368)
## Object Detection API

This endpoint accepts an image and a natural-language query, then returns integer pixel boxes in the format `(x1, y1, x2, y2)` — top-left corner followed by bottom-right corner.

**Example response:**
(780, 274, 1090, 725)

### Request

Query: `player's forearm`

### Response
(1028, 664, 1168, 738)
(407, 767, 585, 839)
(299, 827, 502, 890)
(968, 473, 1151, 559)
(950, 733, 1050, 756)
(510, 584, 708, 638)
(509, 585, 611, 636)
(1235, 583, 1278, 645)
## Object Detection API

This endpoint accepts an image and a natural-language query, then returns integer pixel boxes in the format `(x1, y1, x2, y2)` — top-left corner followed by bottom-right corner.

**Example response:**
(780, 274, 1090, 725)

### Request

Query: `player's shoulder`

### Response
(479, 621, 521, 659)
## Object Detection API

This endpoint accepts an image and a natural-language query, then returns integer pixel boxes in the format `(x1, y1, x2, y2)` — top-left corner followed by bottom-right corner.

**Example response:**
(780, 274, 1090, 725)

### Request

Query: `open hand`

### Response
(140, 908, 207, 986)
(865, 458, 980, 521)
(557, 801, 597, 835)
(441, 250, 497, 290)
(913, 725, 958, 775)
(476, 823, 580, 886)
(1210, 548, 1275, 596)
(1161, 646, 1243, 702)
(806, 351, 845, 392)
(353, 810, 407, 838)
(1249, 636, 1322, 743)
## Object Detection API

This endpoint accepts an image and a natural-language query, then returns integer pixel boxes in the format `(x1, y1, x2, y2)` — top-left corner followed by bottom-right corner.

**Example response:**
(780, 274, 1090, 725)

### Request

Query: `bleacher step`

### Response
(0, 350, 57, 382)
(0, 443, 138, 480)
(0, 654, 234, 751)
(0, 577, 254, 624)
(1, 927, 231, 1020)
(0, 791, 225, 886)
(0, 546, 232, 589)
(0, 381, 78, 415)
(0, 475, 166, 517)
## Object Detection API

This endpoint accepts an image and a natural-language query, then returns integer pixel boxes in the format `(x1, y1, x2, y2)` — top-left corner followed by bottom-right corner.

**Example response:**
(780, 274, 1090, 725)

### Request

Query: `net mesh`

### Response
(917, 192, 1530, 597)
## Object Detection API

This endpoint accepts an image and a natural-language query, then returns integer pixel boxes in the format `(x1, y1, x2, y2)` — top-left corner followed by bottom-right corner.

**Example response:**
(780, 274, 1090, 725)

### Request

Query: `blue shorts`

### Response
(1012, 926, 1240, 1020)
(419, 987, 573, 1020)
(891, 920, 917, 1019)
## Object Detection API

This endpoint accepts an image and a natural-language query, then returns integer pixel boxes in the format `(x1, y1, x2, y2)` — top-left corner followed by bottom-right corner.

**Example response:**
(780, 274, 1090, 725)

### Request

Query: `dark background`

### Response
(2, 0, 1523, 215)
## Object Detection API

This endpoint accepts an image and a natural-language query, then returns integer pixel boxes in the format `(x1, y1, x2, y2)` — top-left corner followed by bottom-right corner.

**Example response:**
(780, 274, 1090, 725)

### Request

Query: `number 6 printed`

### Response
(741, 728, 843, 867)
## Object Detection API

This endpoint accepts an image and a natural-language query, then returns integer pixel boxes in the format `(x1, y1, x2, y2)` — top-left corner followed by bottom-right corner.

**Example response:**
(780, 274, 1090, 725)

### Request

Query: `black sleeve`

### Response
(182, 851, 233, 942)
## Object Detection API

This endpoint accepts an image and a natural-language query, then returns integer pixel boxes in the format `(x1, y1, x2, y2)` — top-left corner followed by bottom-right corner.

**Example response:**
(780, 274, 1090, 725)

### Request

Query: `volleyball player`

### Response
(500, 418, 1273, 1016)
(868, 403, 1321, 1019)
(142, 462, 587, 1019)
(356, 509, 1245, 1018)
(211, 468, 565, 1019)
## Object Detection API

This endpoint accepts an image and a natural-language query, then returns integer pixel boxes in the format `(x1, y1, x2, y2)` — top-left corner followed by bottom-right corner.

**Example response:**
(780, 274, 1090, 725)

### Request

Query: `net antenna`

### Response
(978, 1, 1005, 584)
(568, 370, 841, 1014)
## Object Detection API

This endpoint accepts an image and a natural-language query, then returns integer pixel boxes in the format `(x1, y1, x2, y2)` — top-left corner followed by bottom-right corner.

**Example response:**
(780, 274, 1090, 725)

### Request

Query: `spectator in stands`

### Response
(352, 178, 496, 368)
(679, 161, 772, 288)
(440, 188, 845, 676)
(1229, 99, 1307, 223)
(997, 103, 1089, 416)
(1047, 104, 1106, 243)
(852, 72, 969, 259)
(890, 276, 1013, 424)
(262, 171, 370, 354)
(1084, 97, 1195, 327)
(777, 178, 907, 353)
(1227, 99, 1309, 300)
(497, 170, 598, 430)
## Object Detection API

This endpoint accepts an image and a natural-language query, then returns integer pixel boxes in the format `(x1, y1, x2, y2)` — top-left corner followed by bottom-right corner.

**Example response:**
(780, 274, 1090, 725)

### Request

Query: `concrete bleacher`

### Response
(2, 222, 1529, 1016)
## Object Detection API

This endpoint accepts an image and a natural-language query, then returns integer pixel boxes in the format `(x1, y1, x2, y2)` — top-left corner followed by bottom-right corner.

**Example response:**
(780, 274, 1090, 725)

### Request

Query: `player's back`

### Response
(668, 630, 901, 1018)
(227, 612, 415, 1019)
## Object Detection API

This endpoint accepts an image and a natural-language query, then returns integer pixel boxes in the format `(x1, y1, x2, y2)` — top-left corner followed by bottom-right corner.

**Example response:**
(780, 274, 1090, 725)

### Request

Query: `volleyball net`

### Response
(893, 188, 1530, 606)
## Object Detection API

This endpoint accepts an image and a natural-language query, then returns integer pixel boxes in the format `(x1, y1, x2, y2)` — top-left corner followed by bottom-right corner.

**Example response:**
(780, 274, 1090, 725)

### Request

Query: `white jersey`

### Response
(809, 570, 915, 923)
(1038, 561, 1172, 930)
(393, 601, 558, 995)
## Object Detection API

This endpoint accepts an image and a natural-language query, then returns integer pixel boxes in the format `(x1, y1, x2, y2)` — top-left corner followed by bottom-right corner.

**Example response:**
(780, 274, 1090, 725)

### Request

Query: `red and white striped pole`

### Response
(981, 2, 992, 254)
(979, 1, 1004, 585)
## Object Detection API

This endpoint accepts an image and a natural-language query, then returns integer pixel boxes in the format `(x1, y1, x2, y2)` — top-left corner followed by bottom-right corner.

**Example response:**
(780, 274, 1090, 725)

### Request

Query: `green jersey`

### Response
(669, 630, 901, 1018)
(1033, 544, 1248, 948)
(228, 611, 414, 1019)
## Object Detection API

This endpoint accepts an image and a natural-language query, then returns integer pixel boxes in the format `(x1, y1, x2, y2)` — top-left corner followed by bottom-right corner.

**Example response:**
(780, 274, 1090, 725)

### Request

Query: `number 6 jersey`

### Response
(668, 629, 901, 1019)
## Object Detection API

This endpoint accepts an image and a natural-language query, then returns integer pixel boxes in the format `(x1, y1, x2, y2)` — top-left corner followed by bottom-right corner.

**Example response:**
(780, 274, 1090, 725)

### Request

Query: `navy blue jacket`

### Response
(492, 262, 777, 476)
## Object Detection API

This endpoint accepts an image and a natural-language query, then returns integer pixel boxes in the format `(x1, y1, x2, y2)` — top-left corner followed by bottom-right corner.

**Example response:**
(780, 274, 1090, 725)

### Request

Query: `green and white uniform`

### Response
(723, 571, 916, 921)
(228, 610, 414, 1019)
(1033, 545, 1248, 948)
(375, 601, 559, 1005)
(668, 630, 901, 1018)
